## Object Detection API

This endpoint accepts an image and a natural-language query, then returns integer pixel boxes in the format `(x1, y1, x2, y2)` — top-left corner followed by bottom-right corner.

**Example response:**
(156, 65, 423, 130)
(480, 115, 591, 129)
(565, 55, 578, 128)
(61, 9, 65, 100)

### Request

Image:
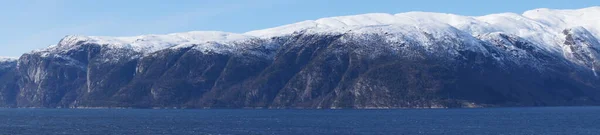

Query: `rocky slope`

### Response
(1, 7, 600, 108)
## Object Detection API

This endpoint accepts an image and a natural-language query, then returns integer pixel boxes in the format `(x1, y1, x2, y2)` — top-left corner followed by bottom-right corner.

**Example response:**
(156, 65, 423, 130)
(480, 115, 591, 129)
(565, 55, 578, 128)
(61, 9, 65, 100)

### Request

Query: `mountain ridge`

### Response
(31, 7, 600, 61)
(1, 7, 600, 108)
(25, 8, 592, 47)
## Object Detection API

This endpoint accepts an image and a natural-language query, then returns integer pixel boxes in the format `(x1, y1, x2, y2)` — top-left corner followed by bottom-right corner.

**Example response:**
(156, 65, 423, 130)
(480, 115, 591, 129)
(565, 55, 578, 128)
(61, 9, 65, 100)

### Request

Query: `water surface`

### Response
(0, 107, 599, 134)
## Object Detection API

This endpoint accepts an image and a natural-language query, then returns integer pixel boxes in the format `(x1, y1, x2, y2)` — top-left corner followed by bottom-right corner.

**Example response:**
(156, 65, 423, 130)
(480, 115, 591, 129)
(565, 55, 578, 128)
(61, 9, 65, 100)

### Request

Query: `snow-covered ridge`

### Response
(247, 6, 600, 37)
(36, 6, 600, 55)
(46, 31, 255, 53)
(246, 6, 600, 52)
(0, 57, 17, 63)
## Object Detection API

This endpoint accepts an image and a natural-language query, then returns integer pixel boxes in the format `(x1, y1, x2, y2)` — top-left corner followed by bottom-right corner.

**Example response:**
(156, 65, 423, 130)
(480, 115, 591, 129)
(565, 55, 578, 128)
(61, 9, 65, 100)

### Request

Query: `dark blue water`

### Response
(0, 107, 599, 135)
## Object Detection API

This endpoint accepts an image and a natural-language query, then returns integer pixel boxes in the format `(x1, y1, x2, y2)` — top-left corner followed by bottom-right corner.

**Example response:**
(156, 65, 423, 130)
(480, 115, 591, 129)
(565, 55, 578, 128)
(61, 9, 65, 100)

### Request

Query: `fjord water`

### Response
(1, 107, 599, 134)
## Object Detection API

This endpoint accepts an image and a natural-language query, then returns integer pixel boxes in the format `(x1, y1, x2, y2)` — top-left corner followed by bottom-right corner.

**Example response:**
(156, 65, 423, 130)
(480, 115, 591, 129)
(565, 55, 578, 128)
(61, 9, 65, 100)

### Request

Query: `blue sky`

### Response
(1, 0, 599, 57)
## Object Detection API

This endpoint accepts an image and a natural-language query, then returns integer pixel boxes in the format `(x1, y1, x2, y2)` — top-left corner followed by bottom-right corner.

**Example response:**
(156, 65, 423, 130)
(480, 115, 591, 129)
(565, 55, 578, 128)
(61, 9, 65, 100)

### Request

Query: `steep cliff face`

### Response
(0, 58, 18, 107)
(2, 7, 600, 108)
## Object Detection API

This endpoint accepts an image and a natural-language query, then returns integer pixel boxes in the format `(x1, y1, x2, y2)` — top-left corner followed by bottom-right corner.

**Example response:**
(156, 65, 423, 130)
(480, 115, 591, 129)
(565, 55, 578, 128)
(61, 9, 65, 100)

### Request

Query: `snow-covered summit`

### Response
(0, 57, 17, 63)
(524, 7, 600, 35)
(45, 31, 255, 54)
(246, 6, 600, 52)
(246, 6, 600, 36)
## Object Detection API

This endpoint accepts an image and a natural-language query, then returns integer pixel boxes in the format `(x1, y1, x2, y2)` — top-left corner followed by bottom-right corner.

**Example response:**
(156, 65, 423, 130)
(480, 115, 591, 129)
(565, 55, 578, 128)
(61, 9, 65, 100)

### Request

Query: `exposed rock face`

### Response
(561, 27, 600, 77)
(0, 59, 18, 107)
(2, 7, 600, 108)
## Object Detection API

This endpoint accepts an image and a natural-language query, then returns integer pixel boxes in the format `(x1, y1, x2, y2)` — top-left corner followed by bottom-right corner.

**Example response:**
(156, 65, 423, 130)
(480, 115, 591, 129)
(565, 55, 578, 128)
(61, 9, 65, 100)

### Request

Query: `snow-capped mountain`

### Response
(34, 7, 600, 68)
(2, 7, 600, 108)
